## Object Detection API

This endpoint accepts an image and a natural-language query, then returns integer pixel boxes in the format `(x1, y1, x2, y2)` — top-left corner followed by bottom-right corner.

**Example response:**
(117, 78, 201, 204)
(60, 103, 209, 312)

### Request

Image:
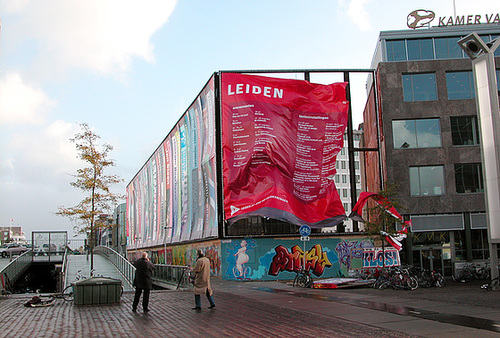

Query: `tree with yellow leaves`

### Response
(57, 123, 123, 269)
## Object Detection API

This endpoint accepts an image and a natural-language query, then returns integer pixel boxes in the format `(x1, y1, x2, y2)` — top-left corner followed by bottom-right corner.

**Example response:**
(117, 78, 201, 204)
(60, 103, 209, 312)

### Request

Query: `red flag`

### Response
(349, 192, 403, 223)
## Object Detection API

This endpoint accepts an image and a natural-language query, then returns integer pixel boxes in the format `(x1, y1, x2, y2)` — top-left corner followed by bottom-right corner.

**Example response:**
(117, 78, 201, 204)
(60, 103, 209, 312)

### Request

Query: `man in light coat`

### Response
(192, 249, 215, 310)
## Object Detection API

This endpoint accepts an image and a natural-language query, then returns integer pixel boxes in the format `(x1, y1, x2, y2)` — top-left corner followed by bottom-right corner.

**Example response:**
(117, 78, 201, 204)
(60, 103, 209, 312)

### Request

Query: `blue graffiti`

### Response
(335, 240, 373, 270)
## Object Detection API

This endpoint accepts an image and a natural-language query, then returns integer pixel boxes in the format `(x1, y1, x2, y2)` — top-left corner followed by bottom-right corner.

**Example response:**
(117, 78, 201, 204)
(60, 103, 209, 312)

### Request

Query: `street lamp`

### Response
(458, 33, 500, 280)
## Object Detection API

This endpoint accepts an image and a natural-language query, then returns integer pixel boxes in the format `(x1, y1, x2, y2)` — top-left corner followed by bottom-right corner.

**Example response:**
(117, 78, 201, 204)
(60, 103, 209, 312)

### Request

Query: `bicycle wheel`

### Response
(435, 274, 445, 287)
(487, 277, 500, 291)
(62, 285, 74, 301)
(304, 275, 313, 288)
(297, 275, 307, 288)
(379, 281, 391, 289)
(408, 277, 419, 290)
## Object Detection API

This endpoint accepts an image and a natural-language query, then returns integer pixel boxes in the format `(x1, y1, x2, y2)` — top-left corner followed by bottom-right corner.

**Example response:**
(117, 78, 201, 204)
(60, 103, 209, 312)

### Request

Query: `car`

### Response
(42, 243, 57, 253)
(0, 243, 28, 258)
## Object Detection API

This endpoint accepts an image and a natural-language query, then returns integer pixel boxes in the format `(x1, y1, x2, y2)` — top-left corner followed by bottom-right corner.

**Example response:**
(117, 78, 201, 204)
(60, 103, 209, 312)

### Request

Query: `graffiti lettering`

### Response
(268, 244, 332, 277)
(335, 240, 373, 270)
(362, 248, 400, 268)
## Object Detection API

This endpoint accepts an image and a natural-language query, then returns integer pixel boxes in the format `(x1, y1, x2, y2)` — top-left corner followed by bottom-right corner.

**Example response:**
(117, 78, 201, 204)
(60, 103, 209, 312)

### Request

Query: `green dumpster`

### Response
(73, 276, 123, 305)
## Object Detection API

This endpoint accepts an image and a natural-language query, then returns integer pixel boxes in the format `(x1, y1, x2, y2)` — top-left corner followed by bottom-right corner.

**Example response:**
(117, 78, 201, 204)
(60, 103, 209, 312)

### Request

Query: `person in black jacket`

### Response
(132, 252, 155, 313)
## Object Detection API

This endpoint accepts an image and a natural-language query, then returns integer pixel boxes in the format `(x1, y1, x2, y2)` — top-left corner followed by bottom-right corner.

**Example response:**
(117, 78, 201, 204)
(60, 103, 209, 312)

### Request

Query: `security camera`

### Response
(458, 33, 488, 60)
(466, 41, 480, 53)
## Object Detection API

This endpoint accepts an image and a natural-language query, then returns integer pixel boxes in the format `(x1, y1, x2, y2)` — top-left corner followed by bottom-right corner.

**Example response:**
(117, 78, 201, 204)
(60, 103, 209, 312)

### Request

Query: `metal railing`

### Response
(94, 245, 191, 289)
(0, 250, 32, 295)
(94, 245, 135, 286)
(153, 264, 191, 289)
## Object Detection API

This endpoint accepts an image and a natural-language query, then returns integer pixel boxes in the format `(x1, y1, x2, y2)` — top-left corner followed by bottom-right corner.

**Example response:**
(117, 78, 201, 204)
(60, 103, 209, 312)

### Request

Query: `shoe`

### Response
(208, 304, 215, 309)
(192, 307, 202, 310)
(144, 310, 149, 314)
(132, 308, 137, 313)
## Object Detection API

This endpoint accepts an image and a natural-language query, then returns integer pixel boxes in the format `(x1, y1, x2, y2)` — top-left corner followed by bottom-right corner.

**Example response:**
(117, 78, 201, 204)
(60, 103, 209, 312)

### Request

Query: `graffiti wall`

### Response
(130, 237, 383, 281)
(132, 239, 222, 277)
(221, 237, 350, 281)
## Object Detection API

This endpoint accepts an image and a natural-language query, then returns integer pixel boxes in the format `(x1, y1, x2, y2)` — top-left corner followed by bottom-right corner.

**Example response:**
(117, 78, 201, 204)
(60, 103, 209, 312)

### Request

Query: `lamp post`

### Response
(458, 33, 500, 280)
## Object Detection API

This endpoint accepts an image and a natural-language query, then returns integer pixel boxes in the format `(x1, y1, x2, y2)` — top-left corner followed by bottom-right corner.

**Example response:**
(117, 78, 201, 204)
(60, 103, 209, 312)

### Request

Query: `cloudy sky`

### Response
(0, 0, 498, 239)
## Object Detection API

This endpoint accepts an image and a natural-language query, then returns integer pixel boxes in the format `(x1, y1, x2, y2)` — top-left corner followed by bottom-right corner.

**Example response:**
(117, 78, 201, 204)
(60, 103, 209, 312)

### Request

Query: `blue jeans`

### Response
(195, 290, 215, 308)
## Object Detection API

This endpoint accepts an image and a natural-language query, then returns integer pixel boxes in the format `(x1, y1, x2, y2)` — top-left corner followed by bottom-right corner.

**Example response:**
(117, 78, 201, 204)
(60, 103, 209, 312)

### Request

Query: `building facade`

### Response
(126, 72, 380, 281)
(363, 23, 500, 276)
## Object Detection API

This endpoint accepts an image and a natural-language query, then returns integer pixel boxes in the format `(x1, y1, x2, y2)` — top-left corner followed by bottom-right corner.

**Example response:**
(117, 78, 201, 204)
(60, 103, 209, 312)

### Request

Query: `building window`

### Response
(450, 116, 479, 146)
(341, 161, 346, 170)
(392, 119, 441, 148)
(454, 163, 483, 193)
(446, 71, 475, 100)
(342, 189, 348, 198)
(410, 166, 445, 196)
(434, 37, 463, 59)
(407, 38, 434, 60)
(403, 73, 437, 102)
(471, 229, 489, 260)
(386, 39, 407, 61)
(497, 70, 500, 96)
(342, 175, 347, 183)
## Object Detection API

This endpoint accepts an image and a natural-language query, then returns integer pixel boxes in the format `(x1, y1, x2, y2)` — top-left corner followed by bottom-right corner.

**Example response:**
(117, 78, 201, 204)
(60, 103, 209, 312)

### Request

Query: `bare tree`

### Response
(57, 123, 123, 269)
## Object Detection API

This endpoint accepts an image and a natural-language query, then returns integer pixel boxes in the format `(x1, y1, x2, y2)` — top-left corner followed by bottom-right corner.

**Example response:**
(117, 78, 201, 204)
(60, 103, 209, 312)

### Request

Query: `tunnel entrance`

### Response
(12, 263, 62, 294)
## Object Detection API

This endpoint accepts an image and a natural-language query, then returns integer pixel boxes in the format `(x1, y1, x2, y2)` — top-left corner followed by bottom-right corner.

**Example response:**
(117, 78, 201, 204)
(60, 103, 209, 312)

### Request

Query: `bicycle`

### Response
(24, 286, 75, 307)
(293, 269, 313, 288)
(481, 276, 500, 291)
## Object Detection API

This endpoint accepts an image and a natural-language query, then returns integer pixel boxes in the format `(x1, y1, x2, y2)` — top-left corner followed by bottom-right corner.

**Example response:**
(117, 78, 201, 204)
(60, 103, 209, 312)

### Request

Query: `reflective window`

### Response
(386, 40, 407, 61)
(493, 35, 500, 57)
(471, 229, 489, 260)
(497, 70, 500, 95)
(454, 163, 483, 193)
(393, 119, 441, 149)
(403, 73, 437, 101)
(407, 39, 434, 60)
(450, 116, 479, 146)
(446, 71, 475, 100)
(410, 166, 445, 196)
(435, 37, 463, 59)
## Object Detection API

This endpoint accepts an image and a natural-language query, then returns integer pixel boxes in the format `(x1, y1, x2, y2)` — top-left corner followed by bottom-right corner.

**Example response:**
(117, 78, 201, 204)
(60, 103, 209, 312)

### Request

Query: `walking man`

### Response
(132, 252, 155, 313)
(192, 249, 215, 310)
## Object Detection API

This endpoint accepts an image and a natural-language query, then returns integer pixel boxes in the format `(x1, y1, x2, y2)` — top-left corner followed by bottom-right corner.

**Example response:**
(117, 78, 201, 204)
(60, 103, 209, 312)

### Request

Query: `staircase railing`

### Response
(94, 245, 135, 287)
(94, 245, 191, 289)
(0, 250, 32, 295)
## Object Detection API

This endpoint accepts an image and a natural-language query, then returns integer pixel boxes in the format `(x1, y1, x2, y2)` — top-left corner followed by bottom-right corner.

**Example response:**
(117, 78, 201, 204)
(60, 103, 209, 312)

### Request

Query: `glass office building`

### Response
(363, 23, 500, 276)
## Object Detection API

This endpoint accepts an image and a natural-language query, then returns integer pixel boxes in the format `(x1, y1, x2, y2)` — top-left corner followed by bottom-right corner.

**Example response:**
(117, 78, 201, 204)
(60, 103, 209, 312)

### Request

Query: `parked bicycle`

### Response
(453, 262, 490, 282)
(408, 266, 445, 288)
(293, 269, 313, 288)
(374, 267, 418, 290)
(481, 276, 500, 291)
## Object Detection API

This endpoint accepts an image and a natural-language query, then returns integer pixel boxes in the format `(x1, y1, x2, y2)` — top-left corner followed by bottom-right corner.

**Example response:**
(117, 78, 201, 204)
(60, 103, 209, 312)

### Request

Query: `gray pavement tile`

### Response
(376, 318, 471, 336)
(333, 311, 422, 325)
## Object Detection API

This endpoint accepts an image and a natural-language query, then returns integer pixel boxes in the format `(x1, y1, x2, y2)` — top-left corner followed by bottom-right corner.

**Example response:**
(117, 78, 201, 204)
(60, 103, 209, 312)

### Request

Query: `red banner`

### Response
(221, 73, 348, 227)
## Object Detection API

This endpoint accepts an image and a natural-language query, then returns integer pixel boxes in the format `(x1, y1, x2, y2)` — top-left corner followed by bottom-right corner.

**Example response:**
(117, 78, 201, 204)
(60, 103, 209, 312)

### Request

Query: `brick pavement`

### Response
(0, 288, 410, 338)
(2, 278, 500, 337)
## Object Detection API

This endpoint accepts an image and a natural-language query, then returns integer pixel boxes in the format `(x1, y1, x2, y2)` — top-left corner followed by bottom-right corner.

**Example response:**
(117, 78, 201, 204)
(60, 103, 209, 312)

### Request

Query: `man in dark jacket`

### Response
(132, 252, 155, 313)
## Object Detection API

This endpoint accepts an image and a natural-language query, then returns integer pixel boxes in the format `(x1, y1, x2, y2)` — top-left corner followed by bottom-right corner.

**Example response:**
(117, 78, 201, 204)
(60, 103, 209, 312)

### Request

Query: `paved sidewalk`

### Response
(0, 278, 499, 337)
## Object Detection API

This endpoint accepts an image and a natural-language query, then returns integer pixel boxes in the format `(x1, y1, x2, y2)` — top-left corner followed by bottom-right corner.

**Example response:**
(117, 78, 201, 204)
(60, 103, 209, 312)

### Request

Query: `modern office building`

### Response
(363, 20, 500, 276)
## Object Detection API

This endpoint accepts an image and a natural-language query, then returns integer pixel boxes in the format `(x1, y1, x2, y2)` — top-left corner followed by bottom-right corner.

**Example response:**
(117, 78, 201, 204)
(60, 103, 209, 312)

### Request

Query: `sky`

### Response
(0, 0, 498, 239)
